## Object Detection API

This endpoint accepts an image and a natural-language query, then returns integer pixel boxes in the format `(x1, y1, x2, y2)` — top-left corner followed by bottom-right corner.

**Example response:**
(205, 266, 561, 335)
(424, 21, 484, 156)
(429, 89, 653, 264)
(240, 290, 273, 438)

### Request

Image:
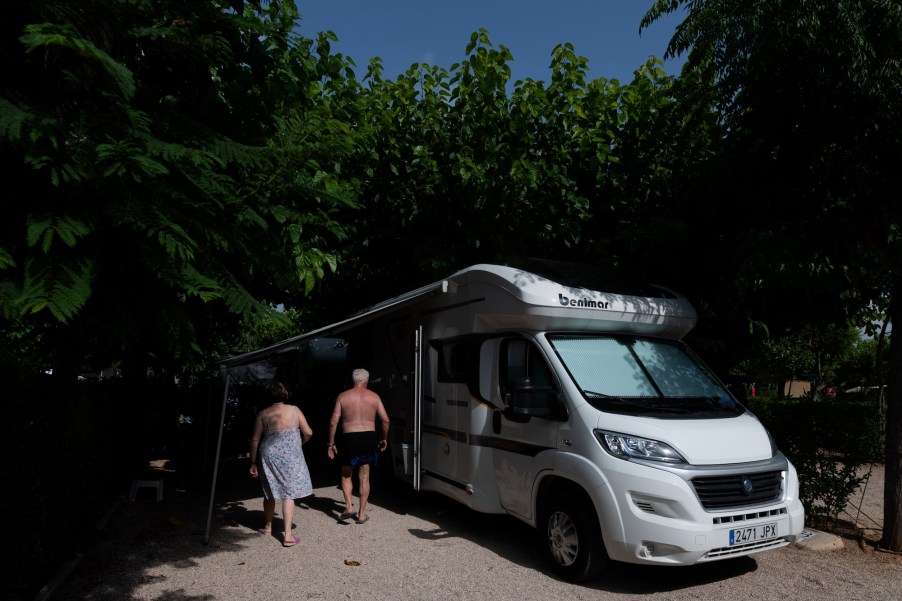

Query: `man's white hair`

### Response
(352, 368, 369, 384)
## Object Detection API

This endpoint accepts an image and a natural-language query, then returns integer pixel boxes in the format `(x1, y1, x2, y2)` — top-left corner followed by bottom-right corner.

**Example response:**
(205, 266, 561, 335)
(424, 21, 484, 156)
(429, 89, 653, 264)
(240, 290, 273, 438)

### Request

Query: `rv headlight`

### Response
(595, 430, 686, 464)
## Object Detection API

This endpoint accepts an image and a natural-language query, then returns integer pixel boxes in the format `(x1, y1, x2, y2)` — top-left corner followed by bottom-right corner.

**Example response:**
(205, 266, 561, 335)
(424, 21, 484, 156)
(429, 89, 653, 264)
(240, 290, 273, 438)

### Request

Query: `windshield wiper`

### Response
(583, 392, 706, 414)
(582, 391, 651, 409)
(657, 397, 733, 410)
(644, 401, 695, 414)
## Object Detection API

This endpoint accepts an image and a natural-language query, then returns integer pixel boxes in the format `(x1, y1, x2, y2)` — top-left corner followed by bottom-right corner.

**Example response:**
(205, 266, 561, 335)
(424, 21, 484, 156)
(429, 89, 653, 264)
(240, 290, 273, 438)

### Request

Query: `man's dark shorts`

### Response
(342, 431, 378, 467)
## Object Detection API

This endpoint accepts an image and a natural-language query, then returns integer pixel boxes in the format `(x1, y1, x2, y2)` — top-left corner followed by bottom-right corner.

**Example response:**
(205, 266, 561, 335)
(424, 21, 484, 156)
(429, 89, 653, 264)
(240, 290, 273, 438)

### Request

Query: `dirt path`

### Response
(48, 466, 901, 601)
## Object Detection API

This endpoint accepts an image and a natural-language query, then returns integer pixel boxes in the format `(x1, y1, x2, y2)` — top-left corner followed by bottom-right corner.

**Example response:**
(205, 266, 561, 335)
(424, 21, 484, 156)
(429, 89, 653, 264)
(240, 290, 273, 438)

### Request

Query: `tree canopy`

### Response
(304, 31, 721, 325)
(0, 0, 357, 381)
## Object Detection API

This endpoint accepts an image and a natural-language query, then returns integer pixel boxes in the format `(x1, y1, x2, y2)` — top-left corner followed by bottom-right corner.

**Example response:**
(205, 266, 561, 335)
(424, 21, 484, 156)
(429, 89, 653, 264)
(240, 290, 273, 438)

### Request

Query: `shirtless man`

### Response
(327, 368, 390, 524)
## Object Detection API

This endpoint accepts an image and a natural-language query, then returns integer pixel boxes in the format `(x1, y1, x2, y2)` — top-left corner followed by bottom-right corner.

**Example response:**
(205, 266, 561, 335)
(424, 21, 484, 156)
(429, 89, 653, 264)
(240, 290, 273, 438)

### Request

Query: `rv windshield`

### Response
(547, 335, 743, 418)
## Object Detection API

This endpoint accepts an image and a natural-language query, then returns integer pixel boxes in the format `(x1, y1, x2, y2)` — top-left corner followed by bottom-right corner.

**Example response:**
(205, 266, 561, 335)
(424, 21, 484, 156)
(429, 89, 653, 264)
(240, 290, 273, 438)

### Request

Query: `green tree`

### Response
(734, 324, 861, 399)
(643, 0, 902, 551)
(0, 1, 356, 382)
(0, 3, 365, 597)
(313, 31, 706, 321)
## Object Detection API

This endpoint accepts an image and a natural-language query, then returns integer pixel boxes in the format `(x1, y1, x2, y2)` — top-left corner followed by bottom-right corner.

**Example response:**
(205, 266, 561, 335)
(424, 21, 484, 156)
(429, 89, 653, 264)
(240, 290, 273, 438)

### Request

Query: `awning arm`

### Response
(204, 365, 233, 544)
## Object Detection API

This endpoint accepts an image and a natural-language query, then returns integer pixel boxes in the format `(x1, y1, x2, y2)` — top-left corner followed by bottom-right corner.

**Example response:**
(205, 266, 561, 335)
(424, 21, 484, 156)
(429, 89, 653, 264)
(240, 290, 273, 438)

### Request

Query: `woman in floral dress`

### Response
(249, 382, 314, 547)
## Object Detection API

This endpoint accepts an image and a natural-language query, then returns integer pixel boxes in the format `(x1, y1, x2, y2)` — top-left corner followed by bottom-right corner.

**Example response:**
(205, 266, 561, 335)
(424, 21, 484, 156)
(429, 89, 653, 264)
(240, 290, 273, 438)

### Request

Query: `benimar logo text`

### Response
(558, 293, 609, 309)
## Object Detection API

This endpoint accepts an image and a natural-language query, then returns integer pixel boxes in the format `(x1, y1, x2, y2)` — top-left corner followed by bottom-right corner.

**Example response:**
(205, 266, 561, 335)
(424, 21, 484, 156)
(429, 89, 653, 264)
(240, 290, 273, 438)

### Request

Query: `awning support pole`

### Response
(204, 366, 232, 544)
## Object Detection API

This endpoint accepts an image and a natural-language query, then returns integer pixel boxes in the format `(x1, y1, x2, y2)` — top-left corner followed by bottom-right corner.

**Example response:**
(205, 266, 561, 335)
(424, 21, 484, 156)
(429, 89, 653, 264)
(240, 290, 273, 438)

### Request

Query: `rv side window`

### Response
(500, 338, 560, 417)
(435, 339, 468, 383)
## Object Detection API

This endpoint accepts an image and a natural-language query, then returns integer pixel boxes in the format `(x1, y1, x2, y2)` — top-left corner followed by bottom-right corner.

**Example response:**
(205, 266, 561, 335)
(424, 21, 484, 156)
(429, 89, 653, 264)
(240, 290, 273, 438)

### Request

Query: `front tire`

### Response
(542, 492, 607, 582)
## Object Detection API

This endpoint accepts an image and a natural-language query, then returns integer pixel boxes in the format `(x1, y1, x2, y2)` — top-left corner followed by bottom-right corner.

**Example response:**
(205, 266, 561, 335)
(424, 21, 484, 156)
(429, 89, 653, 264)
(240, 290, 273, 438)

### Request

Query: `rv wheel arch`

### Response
(537, 480, 607, 582)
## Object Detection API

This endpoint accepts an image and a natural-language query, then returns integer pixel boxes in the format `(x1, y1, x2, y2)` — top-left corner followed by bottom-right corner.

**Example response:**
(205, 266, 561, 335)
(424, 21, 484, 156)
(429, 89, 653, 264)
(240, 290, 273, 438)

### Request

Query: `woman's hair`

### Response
(266, 381, 289, 402)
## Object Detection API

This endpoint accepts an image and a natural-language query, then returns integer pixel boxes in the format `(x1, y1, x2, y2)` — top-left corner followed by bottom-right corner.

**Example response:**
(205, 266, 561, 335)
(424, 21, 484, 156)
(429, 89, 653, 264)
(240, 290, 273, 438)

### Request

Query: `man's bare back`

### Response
(328, 368, 390, 452)
(334, 386, 387, 433)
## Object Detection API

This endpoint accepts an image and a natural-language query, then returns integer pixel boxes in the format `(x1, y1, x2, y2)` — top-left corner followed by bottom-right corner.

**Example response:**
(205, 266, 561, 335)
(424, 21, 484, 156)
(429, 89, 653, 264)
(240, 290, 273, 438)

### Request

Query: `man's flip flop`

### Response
(282, 535, 300, 547)
(256, 528, 271, 535)
(355, 515, 369, 525)
(338, 511, 356, 521)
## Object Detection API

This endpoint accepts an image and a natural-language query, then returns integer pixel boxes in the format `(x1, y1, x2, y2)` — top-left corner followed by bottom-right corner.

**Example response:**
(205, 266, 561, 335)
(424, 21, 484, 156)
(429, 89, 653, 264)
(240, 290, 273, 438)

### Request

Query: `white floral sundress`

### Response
(258, 409, 313, 500)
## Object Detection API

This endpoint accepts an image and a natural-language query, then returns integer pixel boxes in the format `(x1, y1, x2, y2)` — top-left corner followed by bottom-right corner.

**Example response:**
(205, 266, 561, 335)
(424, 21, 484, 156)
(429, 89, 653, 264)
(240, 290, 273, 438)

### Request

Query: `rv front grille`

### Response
(712, 507, 787, 525)
(691, 470, 783, 509)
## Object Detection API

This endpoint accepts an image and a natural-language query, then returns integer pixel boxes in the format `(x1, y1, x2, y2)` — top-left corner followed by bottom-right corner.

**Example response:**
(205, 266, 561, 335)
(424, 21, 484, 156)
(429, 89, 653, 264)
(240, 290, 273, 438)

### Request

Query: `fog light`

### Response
(639, 544, 655, 558)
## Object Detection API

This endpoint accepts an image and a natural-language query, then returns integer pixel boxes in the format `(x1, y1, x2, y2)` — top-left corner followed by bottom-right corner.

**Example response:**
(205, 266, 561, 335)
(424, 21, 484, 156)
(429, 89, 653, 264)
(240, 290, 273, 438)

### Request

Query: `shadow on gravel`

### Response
(51, 463, 758, 601)
(52, 498, 249, 600)
(596, 556, 758, 593)
(224, 493, 350, 532)
(364, 476, 760, 593)
(48, 462, 266, 601)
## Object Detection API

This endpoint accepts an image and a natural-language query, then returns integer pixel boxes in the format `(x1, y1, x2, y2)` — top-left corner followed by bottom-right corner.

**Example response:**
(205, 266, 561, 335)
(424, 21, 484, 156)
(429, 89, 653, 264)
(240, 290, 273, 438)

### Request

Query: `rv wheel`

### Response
(542, 493, 607, 582)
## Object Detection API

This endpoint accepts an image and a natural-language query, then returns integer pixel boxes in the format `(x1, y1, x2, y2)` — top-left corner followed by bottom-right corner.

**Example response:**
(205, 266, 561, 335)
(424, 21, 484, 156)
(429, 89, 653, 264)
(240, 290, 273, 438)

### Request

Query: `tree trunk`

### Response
(882, 278, 902, 551)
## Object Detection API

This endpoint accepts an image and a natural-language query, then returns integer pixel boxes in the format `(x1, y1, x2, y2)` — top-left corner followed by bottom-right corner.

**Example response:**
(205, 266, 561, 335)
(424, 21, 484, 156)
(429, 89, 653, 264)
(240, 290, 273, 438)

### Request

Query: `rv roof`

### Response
(221, 263, 696, 368)
(446, 264, 697, 338)
(512, 258, 680, 299)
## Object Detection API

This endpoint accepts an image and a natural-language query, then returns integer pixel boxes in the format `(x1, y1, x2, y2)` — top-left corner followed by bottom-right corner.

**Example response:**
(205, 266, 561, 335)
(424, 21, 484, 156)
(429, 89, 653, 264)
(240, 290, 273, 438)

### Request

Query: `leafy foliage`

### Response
(643, 0, 901, 326)
(732, 324, 862, 397)
(311, 31, 702, 320)
(0, 0, 358, 379)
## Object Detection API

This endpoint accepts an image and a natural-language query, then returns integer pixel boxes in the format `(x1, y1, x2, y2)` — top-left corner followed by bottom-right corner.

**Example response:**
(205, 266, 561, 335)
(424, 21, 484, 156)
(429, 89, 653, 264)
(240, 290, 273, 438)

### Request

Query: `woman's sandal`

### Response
(282, 534, 300, 547)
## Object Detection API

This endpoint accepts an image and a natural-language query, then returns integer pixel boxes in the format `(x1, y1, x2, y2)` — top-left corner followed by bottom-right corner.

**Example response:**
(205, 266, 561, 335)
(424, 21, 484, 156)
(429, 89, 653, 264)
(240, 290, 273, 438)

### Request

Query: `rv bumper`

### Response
(594, 460, 805, 566)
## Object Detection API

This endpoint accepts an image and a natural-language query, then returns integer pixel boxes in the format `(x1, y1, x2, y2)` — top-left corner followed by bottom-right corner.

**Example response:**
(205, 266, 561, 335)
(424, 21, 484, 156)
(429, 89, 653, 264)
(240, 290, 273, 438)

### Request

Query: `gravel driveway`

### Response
(49, 464, 900, 601)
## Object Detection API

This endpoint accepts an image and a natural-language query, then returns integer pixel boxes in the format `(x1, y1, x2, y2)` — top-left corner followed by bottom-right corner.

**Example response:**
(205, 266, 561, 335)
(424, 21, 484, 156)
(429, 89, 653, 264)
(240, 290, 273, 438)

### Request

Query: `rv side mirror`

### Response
(506, 377, 555, 420)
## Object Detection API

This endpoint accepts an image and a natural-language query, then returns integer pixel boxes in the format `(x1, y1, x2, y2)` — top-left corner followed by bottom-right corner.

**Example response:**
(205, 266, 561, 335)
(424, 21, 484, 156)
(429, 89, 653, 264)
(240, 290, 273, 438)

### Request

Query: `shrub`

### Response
(747, 392, 883, 529)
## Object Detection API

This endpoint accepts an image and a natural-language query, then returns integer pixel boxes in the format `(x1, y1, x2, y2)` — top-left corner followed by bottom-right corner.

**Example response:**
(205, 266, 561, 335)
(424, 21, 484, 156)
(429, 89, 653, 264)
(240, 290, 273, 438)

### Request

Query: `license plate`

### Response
(729, 522, 778, 545)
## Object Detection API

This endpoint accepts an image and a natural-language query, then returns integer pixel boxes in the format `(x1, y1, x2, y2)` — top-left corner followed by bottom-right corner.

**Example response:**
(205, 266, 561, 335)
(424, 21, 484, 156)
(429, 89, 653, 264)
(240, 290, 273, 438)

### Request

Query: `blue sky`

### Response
(294, 1, 687, 84)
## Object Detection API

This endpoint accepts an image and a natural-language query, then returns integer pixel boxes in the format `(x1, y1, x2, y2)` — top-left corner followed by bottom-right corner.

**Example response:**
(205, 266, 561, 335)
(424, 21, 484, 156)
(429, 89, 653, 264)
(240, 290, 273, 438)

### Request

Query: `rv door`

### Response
(493, 337, 564, 517)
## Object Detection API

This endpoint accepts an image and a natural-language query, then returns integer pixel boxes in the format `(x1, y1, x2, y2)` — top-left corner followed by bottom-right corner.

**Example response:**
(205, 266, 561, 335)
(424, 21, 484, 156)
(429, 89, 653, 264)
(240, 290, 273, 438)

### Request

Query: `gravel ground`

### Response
(49, 464, 900, 601)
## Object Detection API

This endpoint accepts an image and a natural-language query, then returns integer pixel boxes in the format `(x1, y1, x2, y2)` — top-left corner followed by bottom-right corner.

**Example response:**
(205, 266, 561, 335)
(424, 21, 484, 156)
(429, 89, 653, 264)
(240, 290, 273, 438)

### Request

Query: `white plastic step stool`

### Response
(129, 479, 164, 502)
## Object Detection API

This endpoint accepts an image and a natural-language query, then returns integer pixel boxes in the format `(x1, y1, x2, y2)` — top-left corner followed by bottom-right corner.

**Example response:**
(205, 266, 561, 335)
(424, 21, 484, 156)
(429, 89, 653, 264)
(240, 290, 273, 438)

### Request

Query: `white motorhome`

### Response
(221, 263, 805, 581)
